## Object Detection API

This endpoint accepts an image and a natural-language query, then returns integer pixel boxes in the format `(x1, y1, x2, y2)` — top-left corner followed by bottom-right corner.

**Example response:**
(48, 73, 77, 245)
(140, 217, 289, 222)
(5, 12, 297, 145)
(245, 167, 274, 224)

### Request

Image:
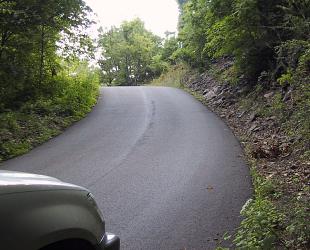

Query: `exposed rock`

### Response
(249, 124, 260, 133)
(238, 111, 246, 118)
(290, 164, 298, 170)
(204, 90, 217, 100)
(283, 89, 292, 102)
(251, 142, 281, 159)
(264, 91, 274, 99)
(213, 86, 221, 94)
(214, 98, 225, 106)
(249, 113, 258, 122)
(267, 116, 277, 121)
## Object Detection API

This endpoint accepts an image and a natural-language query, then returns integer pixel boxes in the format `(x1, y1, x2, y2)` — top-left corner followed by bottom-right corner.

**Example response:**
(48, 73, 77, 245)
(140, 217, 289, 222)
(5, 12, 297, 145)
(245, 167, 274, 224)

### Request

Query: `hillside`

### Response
(151, 57, 309, 249)
(154, 1, 310, 248)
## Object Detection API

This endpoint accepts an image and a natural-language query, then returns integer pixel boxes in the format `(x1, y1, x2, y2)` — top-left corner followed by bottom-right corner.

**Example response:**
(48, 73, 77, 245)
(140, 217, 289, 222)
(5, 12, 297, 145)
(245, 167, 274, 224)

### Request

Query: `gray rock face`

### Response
(264, 92, 274, 99)
(204, 90, 217, 100)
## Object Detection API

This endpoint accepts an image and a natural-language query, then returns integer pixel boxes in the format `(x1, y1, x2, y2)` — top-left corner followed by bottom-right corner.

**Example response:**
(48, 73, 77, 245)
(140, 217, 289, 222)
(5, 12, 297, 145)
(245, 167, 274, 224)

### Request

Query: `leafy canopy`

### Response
(98, 18, 168, 86)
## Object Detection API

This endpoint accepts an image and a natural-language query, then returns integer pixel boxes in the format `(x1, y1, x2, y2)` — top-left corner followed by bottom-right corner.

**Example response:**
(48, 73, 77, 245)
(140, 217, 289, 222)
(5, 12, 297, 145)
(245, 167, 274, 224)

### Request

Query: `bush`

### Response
(276, 40, 310, 143)
(234, 173, 283, 249)
(0, 60, 100, 162)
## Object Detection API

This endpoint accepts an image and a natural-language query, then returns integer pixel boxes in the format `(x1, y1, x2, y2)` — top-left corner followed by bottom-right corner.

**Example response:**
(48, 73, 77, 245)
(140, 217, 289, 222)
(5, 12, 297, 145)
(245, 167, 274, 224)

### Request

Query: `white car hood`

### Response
(0, 170, 85, 195)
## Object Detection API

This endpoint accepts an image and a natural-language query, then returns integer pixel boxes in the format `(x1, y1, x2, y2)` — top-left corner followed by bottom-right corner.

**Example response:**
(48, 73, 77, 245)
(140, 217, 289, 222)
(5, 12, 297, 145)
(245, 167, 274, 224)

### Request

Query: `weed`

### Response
(285, 203, 310, 248)
(0, 68, 99, 162)
(150, 64, 190, 88)
(1, 141, 31, 158)
(232, 168, 284, 249)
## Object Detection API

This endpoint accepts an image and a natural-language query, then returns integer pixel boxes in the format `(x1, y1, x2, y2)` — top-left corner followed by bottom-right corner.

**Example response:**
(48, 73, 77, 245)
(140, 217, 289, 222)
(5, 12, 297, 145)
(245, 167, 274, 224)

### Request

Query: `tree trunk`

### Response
(125, 55, 130, 85)
(0, 30, 10, 60)
(39, 25, 45, 86)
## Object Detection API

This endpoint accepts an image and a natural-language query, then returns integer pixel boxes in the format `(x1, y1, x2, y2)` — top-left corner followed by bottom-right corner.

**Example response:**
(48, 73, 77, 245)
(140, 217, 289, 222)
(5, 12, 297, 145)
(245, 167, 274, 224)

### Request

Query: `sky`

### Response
(84, 0, 180, 38)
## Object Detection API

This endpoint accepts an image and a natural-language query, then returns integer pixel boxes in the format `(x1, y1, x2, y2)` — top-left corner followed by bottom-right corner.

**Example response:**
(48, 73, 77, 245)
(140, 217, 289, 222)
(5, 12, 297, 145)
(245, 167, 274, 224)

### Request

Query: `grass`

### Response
(0, 77, 99, 163)
(1, 111, 66, 162)
(150, 63, 190, 88)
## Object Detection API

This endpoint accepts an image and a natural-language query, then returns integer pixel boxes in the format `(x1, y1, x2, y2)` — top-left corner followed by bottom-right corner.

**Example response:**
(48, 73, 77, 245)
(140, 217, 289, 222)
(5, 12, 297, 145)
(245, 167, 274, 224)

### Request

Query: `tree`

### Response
(98, 19, 164, 85)
(176, 0, 309, 80)
(176, 0, 209, 68)
(161, 36, 179, 64)
(0, 0, 93, 109)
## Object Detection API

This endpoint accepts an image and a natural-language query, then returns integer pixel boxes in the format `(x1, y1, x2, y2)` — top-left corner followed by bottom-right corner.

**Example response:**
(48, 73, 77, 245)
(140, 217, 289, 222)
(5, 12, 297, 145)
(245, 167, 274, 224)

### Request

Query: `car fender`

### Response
(0, 190, 105, 250)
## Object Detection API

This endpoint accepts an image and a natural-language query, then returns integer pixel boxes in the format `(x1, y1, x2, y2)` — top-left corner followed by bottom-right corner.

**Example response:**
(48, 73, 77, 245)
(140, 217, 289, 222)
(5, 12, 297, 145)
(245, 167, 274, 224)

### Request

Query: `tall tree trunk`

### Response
(125, 54, 130, 85)
(39, 25, 45, 86)
(0, 30, 10, 60)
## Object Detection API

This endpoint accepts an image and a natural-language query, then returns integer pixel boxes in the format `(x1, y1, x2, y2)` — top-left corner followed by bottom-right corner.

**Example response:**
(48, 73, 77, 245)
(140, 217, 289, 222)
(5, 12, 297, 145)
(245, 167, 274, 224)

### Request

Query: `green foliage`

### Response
(207, 60, 239, 86)
(276, 39, 310, 143)
(150, 63, 190, 88)
(272, 93, 285, 116)
(0, 1, 98, 161)
(205, 0, 286, 79)
(234, 197, 281, 249)
(276, 40, 310, 77)
(281, 0, 310, 40)
(285, 195, 310, 248)
(54, 60, 99, 116)
(98, 19, 165, 86)
(0, 0, 94, 110)
(277, 70, 293, 86)
(0, 59, 99, 161)
(2, 141, 31, 158)
(161, 37, 180, 64)
(177, 0, 209, 68)
(176, 0, 310, 81)
(233, 172, 283, 249)
(204, 16, 232, 58)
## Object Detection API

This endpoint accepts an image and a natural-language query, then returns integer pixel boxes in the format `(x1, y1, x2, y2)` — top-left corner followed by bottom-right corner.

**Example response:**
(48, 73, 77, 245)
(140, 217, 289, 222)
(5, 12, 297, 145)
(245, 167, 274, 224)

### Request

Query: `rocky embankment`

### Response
(182, 59, 309, 248)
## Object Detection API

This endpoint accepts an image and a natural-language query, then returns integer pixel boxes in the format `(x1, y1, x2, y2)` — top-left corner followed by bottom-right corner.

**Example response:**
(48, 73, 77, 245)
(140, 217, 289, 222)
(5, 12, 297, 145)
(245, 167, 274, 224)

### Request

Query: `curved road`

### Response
(2, 87, 252, 249)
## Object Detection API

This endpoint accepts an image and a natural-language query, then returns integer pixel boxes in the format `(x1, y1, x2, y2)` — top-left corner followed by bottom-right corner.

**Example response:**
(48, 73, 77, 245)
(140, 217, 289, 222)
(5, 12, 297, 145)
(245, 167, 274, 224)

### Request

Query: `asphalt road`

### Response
(2, 87, 252, 249)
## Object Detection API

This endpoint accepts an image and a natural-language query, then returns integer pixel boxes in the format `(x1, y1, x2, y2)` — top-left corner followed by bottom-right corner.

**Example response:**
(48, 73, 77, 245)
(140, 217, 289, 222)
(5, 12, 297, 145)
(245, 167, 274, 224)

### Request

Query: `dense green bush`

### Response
(98, 19, 167, 86)
(176, 0, 310, 81)
(0, 0, 93, 110)
(177, 0, 209, 68)
(276, 40, 310, 143)
(0, 60, 99, 161)
(233, 172, 283, 249)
